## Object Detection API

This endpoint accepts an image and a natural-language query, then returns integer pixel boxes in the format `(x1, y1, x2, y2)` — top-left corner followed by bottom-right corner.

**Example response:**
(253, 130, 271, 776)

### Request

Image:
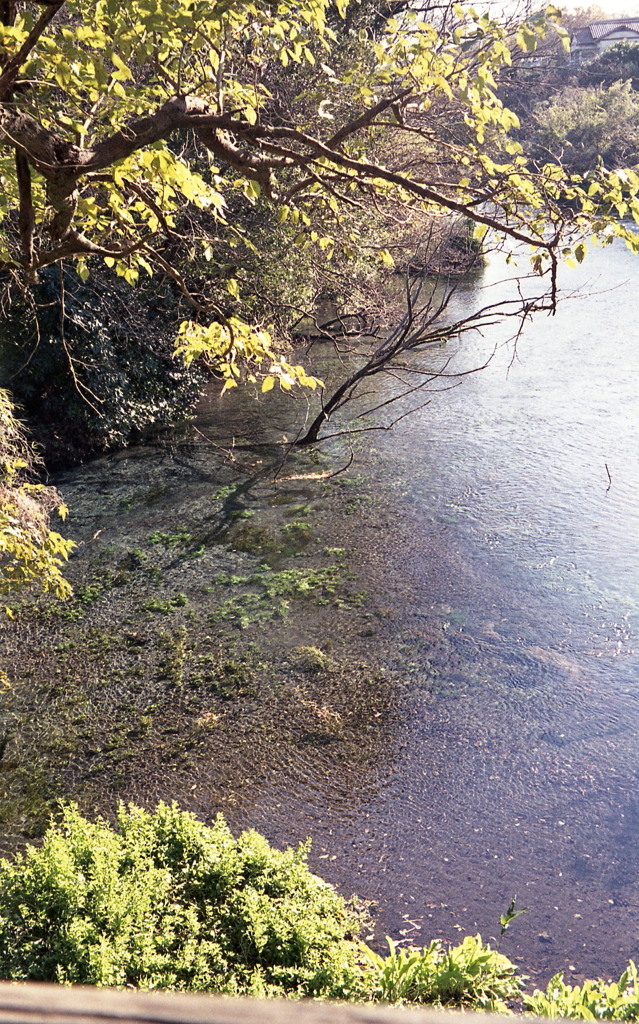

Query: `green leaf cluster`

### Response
(361, 935, 521, 1013)
(175, 318, 323, 394)
(525, 963, 639, 1020)
(0, 802, 365, 997)
(0, 389, 75, 605)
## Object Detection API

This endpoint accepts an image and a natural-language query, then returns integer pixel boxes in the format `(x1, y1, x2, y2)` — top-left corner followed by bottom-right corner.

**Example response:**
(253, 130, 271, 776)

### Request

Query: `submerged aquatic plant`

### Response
(209, 565, 346, 627)
(498, 896, 528, 951)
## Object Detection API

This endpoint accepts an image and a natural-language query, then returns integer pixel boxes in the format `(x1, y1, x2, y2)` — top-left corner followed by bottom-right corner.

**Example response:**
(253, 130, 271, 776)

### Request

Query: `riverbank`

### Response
(1, 798, 638, 1018)
(3, 241, 639, 988)
(0, 436, 404, 855)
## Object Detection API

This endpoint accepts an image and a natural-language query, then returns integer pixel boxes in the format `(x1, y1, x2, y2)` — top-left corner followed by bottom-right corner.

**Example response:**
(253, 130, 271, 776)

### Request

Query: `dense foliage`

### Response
(0, 801, 522, 1010)
(0, 263, 206, 462)
(525, 964, 639, 1020)
(0, 802, 365, 996)
(579, 41, 639, 92)
(2, 801, 639, 1016)
(531, 80, 639, 174)
(0, 388, 74, 603)
(362, 935, 521, 1012)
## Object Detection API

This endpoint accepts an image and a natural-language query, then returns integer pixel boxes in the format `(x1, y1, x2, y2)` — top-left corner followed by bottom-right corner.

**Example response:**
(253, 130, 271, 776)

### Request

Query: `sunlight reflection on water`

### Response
(206, 239, 639, 984)
(49, 237, 639, 986)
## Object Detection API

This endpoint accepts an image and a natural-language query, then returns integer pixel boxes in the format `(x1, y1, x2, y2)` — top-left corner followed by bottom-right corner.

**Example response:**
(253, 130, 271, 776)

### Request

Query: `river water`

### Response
(197, 238, 639, 985)
(6, 237, 639, 988)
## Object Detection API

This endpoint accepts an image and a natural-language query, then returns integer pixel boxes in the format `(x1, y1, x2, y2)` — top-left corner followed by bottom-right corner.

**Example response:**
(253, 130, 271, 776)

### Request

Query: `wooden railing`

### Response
(0, 985, 516, 1024)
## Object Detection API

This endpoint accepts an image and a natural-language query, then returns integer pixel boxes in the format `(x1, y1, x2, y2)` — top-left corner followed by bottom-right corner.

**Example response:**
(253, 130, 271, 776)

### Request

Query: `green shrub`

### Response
(524, 963, 639, 1020)
(0, 803, 365, 997)
(531, 82, 639, 175)
(361, 935, 521, 1013)
(579, 41, 639, 92)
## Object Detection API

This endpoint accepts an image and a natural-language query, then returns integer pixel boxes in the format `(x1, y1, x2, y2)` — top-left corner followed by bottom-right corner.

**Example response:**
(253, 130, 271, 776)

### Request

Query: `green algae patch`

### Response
(208, 565, 358, 627)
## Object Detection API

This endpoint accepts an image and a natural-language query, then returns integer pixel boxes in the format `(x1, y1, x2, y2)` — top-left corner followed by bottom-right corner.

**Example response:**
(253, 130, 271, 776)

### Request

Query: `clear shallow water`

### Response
(39, 237, 639, 985)
(200, 240, 639, 984)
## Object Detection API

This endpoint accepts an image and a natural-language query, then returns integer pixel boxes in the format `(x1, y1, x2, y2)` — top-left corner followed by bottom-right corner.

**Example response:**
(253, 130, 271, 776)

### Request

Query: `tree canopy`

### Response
(532, 79, 639, 174)
(1, 0, 638, 380)
(2, 0, 639, 597)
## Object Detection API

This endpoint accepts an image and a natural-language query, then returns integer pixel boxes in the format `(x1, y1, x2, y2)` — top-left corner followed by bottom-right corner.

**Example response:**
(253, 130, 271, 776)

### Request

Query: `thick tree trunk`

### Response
(15, 149, 34, 274)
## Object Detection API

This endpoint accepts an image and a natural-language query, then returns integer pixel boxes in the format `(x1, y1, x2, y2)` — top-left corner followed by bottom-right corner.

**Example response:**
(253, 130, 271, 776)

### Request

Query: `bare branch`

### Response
(296, 270, 556, 446)
(327, 86, 414, 149)
(122, 178, 184, 243)
(58, 261, 103, 416)
(145, 248, 222, 316)
(248, 124, 554, 254)
(32, 228, 159, 266)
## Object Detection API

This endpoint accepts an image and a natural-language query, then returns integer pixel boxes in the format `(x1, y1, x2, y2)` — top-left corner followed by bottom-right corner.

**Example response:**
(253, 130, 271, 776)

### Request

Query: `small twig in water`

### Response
(605, 462, 612, 495)
(192, 425, 242, 465)
(275, 449, 354, 484)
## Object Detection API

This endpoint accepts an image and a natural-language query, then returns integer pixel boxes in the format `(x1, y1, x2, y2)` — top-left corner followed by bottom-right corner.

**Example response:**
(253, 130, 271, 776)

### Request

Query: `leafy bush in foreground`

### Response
(7, 800, 631, 1017)
(525, 963, 639, 1020)
(361, 935, 521, 1013)
(0, 803, 365, 997)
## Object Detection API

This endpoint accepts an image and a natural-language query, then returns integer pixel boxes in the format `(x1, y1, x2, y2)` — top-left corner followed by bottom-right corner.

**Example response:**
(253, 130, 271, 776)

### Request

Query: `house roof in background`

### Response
(572, 18, 639, 45)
